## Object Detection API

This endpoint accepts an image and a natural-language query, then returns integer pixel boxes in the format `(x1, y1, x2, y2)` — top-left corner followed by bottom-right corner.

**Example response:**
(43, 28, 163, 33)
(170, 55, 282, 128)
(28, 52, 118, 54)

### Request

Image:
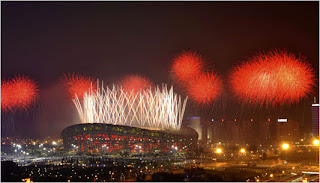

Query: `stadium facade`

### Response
(62, 123, 198, 154)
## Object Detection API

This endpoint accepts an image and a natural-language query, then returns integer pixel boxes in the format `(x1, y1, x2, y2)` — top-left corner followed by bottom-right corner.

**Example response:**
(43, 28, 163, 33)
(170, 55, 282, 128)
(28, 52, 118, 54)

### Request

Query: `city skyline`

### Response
(2, 1, 319, 138)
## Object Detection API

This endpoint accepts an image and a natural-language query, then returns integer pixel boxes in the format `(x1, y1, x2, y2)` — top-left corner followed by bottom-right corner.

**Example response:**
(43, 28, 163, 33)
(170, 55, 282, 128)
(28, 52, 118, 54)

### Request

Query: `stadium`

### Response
(61, 123, 198, 154)
(61, 83, 198, 155)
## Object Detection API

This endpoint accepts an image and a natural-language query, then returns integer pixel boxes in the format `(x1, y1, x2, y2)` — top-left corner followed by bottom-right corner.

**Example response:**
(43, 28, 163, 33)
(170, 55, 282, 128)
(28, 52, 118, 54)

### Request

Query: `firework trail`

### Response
(1, 112, 15, 137)
(230, 50, 316, 107)
(72, 83, 187, 131)
(186, 72, 222, 106)
(63, 73, 96, 99)
(171, 50, 205, 83)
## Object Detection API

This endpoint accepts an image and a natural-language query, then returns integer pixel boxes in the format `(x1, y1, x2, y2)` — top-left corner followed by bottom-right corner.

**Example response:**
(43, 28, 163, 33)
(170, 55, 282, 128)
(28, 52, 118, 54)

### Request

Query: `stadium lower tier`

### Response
(61, 123, 198, 154)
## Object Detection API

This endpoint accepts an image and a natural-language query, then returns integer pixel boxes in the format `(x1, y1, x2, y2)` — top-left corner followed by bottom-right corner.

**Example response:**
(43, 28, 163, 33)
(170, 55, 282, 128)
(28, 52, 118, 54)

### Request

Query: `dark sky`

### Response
(1, 2, 319, 138)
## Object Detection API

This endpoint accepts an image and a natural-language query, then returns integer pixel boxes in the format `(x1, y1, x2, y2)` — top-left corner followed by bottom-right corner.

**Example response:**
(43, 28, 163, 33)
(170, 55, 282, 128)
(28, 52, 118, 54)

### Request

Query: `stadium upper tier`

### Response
(62, 123, 198, 154)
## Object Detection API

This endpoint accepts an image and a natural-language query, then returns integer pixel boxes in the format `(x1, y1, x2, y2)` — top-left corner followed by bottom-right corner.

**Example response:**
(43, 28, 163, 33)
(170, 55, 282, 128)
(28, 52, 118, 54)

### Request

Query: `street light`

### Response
(216, 148, 222, 154)
(312, 139, 319, 146)
(282, 143, 289, 161)
(281, 143, 289, 150)
(240, 148, 246, 153)
(312, 139, 319, 164)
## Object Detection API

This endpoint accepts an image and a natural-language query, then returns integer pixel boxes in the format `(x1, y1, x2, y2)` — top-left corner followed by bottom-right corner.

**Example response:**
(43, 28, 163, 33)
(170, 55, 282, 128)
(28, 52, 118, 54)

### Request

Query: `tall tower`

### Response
(311, 97, 319, 137)
(186, 116, 202, 141)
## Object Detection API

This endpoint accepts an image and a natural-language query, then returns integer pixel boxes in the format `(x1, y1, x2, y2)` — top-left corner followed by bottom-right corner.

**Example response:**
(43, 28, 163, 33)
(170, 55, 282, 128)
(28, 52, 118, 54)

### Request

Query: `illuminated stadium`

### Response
(62, 123, 198, 154)
(61, 82, 198, 154)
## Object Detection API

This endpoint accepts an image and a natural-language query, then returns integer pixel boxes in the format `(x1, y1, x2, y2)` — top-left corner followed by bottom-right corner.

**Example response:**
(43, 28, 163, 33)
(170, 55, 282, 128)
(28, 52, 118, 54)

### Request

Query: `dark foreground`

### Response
(2, 160, 261, 182)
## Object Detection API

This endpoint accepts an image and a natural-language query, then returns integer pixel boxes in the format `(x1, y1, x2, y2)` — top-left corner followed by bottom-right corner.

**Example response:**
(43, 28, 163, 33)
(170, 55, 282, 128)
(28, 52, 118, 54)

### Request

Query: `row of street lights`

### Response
(213, 139, 319, 155)
(215, 148, 246, 154)
(281, 139, 319, 151)
(281, 139, 319, 163)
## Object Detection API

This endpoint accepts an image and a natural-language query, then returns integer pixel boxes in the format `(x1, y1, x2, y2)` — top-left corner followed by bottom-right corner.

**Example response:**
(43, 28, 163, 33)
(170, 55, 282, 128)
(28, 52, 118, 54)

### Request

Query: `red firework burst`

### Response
(171, 51, 205, 83)
(120, 74, 153, 94)
(1, 80, 14, 111)
(230, 50, 316, 106)
(63, 73, 96, 99)
(186, 72, 222, 106)
(2, 75, 39, 111)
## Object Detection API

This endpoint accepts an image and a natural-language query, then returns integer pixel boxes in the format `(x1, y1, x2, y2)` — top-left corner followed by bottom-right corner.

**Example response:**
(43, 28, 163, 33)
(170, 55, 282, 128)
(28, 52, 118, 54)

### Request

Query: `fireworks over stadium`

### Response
(60, 74, 193, 154)
(62, 73, 187, 130)
(1, 3, 319, 182)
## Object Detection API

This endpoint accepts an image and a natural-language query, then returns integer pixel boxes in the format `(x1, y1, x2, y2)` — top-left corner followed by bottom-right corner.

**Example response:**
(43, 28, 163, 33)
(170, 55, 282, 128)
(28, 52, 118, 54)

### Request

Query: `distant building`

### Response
(186, 115, 302, 145)
(276, 119, 299, 142)
(210, 119, 242, 144)
(242, 119, 260, 144)
(311, 98, 319, 137)
(259, 120, 271, 144)
(185, 116, 202, 141)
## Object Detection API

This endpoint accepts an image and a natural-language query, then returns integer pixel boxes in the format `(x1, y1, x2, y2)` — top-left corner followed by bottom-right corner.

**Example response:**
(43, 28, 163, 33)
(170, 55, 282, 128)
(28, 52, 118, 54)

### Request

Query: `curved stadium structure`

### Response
(62, 123, 198, 154)
(62, 83, 197, 155)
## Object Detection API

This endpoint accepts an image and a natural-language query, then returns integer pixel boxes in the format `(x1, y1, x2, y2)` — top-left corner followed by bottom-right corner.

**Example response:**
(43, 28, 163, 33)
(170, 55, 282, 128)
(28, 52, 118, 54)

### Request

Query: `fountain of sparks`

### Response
(72, 83, 188, 131)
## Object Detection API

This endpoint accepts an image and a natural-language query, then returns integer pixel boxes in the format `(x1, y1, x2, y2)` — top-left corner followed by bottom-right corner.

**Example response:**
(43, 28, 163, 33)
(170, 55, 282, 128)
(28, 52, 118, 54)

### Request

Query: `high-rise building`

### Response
(241, 119, 260, 144)
(311, 97, 319, 137)
(208, 119, 242, 144)
(259, 120, 271, 144)
(276, 119, 300, 141)
(185, 116, 202, 141)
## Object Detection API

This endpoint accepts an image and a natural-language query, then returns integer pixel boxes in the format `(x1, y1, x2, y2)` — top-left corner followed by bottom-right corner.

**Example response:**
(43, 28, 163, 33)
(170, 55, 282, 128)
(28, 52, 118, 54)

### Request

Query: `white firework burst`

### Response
(72, 82, 188, 130)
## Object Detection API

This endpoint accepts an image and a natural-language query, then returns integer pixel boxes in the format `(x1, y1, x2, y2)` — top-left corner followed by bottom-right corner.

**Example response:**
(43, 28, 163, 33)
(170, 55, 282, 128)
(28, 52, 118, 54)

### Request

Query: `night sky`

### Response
(1, 2, 319, 138)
